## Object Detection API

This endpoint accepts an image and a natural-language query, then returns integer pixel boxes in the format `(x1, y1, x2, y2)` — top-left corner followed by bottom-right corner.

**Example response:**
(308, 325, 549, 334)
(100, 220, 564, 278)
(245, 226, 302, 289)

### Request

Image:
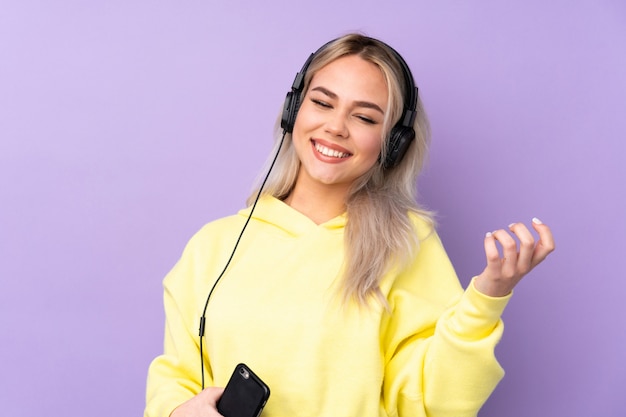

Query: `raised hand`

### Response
(473, 218, 555, 297)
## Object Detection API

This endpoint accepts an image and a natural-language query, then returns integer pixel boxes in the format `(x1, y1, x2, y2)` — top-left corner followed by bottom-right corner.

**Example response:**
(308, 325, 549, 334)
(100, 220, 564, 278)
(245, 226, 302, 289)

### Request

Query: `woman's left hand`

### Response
(473, 218, 555, 297)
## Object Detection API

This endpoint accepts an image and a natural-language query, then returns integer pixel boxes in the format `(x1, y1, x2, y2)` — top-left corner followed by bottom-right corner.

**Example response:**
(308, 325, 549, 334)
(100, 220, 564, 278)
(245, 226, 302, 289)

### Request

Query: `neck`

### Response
(284, 180, 350, 225)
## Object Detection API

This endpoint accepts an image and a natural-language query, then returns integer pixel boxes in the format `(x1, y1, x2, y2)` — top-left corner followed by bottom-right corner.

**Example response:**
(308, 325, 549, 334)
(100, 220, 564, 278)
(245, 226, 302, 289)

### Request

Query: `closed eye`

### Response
(311, 98, 331, 108)
(356, 115, 376, 124)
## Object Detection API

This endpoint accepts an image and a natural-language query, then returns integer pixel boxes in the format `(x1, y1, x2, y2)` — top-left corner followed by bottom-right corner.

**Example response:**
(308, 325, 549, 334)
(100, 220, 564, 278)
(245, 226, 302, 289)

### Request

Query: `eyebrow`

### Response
(310, 86, 385, 115)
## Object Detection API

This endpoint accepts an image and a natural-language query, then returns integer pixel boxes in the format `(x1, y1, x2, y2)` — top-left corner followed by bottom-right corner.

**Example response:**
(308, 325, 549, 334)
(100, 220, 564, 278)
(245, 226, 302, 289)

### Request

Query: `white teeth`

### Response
(314, 142, 350, 158)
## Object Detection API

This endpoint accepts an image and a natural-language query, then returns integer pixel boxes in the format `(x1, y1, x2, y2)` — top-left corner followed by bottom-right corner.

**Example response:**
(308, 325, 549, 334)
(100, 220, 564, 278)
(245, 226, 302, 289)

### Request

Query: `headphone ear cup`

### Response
(384, 126, 415, 169)
(281, 91, 303, 134)
(281, 91, 296, 133)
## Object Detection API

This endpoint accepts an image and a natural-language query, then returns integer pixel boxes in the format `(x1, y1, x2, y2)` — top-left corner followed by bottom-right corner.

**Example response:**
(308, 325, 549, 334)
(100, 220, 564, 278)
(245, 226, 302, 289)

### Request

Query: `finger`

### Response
(530, 217, 556, 268)
(508, 222, 535, 273)
(201, 387, 226, 416)
(483, 231, 502, 269)
(204, 387, 225, 405)
(491, 229, 518, 276)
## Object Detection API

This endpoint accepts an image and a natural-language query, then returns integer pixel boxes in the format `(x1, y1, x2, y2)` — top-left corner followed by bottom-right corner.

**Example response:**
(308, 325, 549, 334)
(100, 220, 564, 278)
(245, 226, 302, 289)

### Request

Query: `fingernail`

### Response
(485, 232, 493, 238)
(508, 223, 516, 228)
(532, 217, 543, 225)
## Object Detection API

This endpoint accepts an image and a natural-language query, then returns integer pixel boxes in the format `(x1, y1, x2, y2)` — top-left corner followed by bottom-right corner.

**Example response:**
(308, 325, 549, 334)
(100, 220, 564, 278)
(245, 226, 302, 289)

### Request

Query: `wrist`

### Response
(473, 275, 513, 298)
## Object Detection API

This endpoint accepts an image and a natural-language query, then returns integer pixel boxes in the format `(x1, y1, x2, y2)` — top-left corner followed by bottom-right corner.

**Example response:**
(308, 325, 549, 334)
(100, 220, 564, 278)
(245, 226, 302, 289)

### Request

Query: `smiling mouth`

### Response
(313, 141, 352, 159)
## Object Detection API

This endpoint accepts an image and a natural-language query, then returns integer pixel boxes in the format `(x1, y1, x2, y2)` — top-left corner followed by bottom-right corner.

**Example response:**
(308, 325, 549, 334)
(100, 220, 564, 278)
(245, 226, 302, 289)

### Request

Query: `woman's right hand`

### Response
(170, 387, 225, 417)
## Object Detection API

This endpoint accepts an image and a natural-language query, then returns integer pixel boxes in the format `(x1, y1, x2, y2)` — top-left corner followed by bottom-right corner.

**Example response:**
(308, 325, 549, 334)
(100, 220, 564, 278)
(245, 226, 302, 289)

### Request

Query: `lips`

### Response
(312, 140, 352, 159)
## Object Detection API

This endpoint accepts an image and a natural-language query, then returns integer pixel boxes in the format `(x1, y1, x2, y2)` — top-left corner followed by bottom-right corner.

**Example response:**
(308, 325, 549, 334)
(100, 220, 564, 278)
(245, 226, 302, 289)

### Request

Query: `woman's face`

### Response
(291, 54, 388, 194)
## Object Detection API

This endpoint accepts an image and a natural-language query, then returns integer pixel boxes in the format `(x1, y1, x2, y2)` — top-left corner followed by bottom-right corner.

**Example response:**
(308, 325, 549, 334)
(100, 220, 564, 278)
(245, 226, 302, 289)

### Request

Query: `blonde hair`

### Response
(249, 34, 433, 307)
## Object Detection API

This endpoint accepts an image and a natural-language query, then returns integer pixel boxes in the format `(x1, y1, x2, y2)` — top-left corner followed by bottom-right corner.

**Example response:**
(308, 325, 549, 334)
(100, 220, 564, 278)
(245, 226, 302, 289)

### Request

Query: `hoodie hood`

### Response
(238, 195, 347, 236)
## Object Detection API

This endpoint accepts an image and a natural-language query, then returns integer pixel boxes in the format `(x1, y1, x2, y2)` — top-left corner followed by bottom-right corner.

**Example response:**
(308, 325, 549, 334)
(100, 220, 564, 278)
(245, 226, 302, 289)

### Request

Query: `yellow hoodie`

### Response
(145, 196, 510, 417)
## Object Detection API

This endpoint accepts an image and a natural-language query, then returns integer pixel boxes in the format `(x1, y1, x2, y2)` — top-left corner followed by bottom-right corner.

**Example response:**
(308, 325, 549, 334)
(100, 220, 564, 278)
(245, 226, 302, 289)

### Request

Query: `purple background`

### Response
(1, 1, 624, 416)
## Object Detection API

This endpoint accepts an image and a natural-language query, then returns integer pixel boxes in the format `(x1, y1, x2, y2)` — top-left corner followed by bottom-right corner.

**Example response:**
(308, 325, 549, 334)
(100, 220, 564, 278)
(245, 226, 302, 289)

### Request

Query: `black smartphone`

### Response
(217, 363, 270, 417)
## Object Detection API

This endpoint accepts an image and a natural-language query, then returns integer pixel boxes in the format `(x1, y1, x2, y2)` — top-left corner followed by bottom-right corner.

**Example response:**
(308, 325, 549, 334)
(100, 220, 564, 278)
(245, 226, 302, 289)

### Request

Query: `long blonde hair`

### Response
(249, 34, 433, 306)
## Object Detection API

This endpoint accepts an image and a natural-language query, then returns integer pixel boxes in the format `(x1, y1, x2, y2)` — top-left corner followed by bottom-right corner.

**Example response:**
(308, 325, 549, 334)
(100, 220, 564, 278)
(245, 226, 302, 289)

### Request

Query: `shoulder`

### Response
(184, 213, 245, 252)
(383, 211, 462, 304)
(195, 213, 245, 236)
(407, 210, 436, 242)
(163, 212, 247, 288)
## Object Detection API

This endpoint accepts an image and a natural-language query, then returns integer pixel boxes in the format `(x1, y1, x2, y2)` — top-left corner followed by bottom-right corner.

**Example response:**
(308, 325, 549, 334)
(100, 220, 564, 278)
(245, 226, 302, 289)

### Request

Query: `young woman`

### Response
(145, 33, 555, 417)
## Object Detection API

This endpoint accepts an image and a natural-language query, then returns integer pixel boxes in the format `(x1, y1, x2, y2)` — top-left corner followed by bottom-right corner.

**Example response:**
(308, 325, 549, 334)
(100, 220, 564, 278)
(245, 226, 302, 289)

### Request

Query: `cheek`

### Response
(293, 100, 319, 130)
(359, 131, 384, 161)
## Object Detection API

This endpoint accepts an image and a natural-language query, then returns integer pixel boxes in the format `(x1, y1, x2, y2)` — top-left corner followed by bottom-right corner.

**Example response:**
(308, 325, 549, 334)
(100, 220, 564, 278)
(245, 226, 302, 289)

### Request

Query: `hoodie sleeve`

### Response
(381, 226, 511, 417)
(144, 231, 212, 417)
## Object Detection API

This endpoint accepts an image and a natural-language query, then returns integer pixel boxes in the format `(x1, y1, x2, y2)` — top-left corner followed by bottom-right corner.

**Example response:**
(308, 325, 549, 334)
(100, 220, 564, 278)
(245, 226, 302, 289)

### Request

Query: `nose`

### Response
(324, 111, 349, 138)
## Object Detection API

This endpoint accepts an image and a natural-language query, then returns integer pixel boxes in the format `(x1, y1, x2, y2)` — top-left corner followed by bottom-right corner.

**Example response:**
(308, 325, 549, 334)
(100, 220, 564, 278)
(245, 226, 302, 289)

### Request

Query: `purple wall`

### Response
(1, 1, 624, 416)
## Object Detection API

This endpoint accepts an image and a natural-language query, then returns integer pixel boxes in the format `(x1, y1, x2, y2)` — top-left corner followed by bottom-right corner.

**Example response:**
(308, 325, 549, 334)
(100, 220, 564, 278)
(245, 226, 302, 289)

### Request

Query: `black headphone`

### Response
(280, 36, 419, 169)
